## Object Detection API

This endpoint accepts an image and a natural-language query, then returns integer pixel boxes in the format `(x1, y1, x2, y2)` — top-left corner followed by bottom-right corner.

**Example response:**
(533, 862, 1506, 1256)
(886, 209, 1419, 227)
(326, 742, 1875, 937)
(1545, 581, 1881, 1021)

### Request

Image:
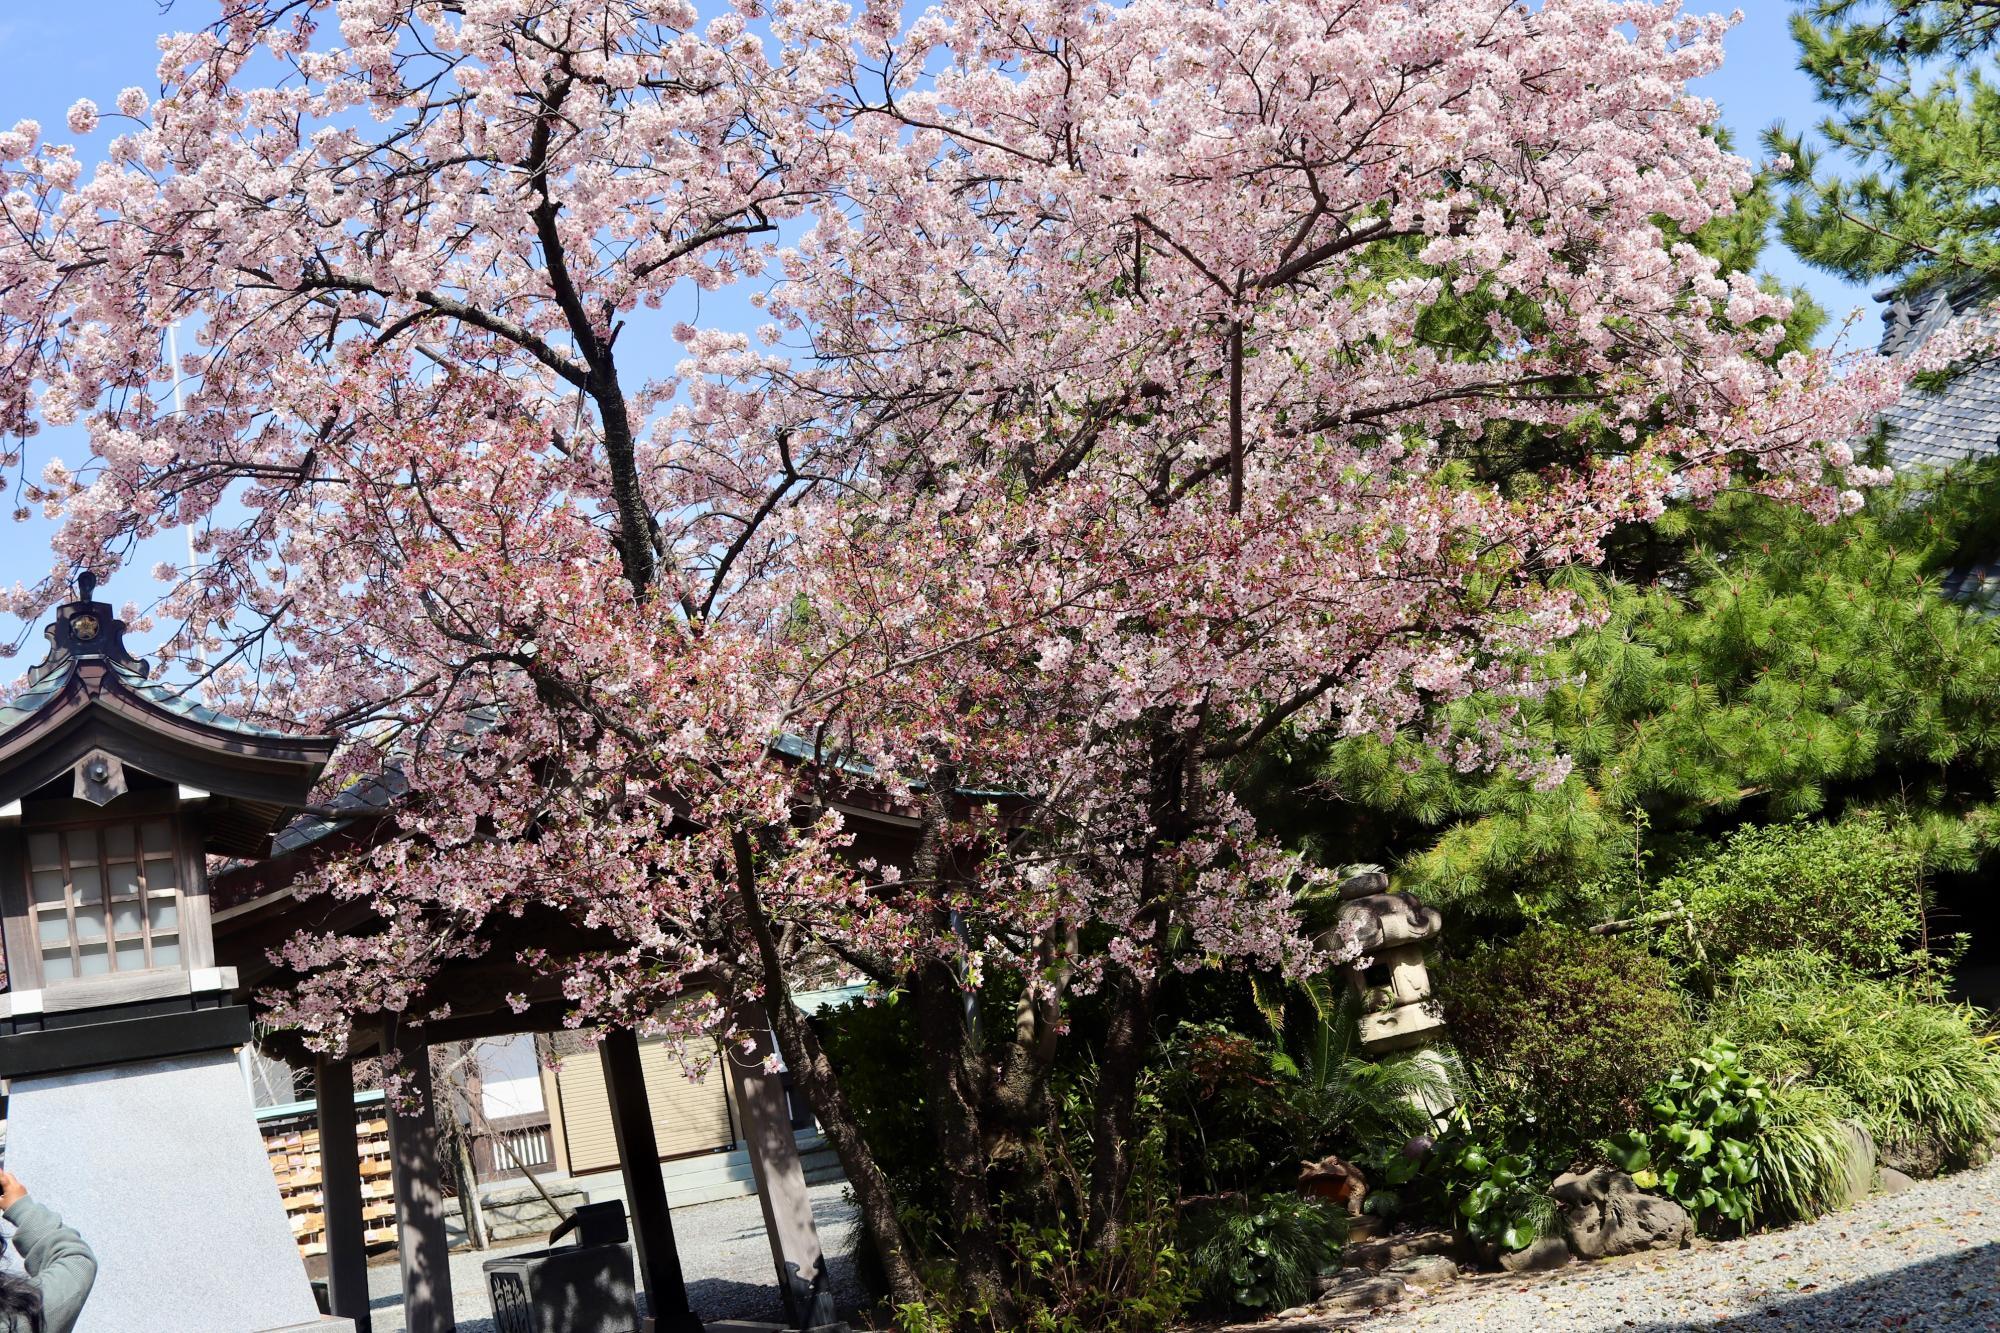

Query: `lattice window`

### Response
(26, 819, 183, 981)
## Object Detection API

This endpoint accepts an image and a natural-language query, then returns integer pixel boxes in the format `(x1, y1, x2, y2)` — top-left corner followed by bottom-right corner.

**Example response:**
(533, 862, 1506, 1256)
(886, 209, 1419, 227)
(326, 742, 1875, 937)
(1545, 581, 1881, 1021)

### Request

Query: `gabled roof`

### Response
(0, 577, 335, 854)
(1876, 283, 2000, 472)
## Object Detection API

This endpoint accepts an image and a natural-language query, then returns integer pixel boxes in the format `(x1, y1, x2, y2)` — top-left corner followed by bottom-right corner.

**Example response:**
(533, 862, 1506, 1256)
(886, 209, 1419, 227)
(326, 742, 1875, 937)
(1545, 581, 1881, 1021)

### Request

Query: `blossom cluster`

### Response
(0, 0, 1910, 1054)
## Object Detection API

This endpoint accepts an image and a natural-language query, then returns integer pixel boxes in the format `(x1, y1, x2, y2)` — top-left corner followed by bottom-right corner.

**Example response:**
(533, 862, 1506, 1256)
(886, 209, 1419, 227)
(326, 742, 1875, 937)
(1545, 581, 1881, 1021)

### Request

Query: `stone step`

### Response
(1343, 1228, 1456, 1271)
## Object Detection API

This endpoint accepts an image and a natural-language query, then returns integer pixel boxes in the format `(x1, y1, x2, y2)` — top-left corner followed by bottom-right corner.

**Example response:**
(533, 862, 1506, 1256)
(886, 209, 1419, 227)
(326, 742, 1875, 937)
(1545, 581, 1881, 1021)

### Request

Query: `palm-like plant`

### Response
(1260, 971, 1458, 1160)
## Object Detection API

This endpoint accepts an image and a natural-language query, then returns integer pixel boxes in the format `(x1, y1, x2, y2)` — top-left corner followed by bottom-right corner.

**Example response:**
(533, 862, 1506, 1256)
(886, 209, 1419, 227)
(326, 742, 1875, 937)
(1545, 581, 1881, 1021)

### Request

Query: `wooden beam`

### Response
(600, 1029, 700, 1333)
(316, 1055, 373, 1333)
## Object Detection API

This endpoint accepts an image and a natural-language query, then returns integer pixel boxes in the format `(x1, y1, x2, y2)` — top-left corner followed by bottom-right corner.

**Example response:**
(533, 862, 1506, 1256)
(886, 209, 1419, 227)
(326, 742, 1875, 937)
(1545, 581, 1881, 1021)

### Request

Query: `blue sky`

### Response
(0, 1, 1885, 653)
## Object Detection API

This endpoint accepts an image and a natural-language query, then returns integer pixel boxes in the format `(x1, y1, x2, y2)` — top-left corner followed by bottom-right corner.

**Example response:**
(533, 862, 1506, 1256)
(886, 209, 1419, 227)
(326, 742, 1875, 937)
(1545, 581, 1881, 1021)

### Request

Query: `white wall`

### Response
(476, 1032, 547, 1120)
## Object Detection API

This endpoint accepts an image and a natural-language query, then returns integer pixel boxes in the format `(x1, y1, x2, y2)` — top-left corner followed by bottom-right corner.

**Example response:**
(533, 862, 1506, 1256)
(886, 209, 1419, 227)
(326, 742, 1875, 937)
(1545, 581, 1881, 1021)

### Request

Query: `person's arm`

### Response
(0, 1172, 95, 1333)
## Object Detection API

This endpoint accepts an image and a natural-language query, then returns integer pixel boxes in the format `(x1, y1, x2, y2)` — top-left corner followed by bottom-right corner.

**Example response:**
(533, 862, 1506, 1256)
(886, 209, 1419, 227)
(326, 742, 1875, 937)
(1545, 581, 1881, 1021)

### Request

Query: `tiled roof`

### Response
(1940, 562, 2000, 617)
(123, 670, 310, 739)
(1877, 283, 2000, 472)
(270, 765, 408, 855)
(0, 675, 66, 735)
(0, 662, 307, 742)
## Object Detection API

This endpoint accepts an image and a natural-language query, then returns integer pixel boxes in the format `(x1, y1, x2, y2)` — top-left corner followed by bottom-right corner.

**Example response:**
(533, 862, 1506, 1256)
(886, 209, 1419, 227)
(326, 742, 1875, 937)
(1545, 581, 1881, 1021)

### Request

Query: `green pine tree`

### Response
(1239, 464, 2000, 932)
(1771, 2, 2000, 291)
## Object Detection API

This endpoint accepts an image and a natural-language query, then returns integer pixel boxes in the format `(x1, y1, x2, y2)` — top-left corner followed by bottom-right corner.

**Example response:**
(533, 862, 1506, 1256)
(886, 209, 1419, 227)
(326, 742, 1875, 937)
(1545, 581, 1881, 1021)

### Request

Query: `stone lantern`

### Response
(1319, 870, 1446, 1052)
(0, 576, 344, 1332)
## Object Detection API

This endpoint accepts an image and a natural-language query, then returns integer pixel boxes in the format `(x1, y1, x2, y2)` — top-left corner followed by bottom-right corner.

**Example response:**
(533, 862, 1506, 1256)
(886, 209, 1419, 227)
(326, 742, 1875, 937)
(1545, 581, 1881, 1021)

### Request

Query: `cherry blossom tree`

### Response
(0, 0, 1913, 1310)
(732, 0, 1915, 1272)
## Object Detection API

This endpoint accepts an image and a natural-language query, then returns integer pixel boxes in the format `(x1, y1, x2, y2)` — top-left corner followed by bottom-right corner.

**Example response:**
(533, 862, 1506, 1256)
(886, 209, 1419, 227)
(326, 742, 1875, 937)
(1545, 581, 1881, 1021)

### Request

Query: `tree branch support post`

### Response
(725, 1002, 838, 1328)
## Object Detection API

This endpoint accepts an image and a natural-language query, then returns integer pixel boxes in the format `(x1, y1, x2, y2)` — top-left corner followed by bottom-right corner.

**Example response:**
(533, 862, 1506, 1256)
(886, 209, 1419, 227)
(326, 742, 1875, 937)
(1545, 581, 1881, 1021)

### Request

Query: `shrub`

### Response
(810, 994, 946, 1226)
(1182, 1193, 1348, 1313)
(1151, 1021, 1298, 1198)
(1714, 952, 2000, 1170)
(1438, 926, 1692, 1150)
(1657, 819, 1922, 976)
(1280, 979, 1461, 1162)
(1606, 1039, 1764, 1233)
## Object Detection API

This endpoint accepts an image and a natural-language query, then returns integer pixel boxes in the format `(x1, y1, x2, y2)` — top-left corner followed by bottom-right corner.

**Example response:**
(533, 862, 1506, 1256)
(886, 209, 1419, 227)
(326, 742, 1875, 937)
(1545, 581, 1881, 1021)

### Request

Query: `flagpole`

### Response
(167, 323, 204, 672)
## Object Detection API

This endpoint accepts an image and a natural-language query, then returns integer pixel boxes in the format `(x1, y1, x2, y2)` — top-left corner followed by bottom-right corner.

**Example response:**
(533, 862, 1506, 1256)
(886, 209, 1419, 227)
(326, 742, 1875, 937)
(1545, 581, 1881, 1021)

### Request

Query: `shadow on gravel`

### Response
(1629, 1241, 2000, 1331)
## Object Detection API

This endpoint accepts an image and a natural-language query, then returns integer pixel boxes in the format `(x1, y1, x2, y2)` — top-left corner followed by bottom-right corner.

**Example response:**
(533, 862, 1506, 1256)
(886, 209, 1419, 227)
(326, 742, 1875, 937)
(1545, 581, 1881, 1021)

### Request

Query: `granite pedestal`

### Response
(4, 1050, 339, 1332)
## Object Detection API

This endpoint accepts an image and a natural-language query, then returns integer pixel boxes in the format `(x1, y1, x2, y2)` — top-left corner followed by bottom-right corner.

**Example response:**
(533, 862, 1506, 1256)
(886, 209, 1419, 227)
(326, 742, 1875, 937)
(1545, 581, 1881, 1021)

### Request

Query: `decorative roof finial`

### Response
(26, 571, 147, 684)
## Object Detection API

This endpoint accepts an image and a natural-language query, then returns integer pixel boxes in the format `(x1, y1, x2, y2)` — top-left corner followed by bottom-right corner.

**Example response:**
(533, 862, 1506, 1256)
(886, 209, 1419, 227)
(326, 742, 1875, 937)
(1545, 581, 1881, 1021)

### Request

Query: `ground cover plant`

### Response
(1607, 1040, 1766, 1232)
(1181, 1194, 1348, 1315)
(1714, 952, 2000, 1172)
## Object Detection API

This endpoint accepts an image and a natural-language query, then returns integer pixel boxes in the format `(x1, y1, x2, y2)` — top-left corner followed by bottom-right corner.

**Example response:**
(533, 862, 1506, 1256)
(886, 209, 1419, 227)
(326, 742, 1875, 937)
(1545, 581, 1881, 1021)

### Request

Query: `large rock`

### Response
(7, 1053, 332, 1333)
(1346, 1214, 1386, 1241)
(1830, 1122, 1877, 1210)
(1553, 1167, 1691, 1261)
(1497, 1235, 1573, 1273)
(1874, 1166, 1916, 1196)
(1312, 1267, 1408, 1312)
(1879, 1132, 1946, 1180)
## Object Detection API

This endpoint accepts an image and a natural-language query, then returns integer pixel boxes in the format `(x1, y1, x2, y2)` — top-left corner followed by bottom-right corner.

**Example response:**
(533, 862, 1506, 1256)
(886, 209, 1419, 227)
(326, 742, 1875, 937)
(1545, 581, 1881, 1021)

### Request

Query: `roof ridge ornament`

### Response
(28, 571, 150, 686)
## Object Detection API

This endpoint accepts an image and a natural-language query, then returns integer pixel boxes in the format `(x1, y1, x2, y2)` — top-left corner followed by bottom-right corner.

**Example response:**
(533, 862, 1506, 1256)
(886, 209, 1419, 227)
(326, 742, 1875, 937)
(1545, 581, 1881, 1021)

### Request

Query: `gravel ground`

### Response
(366, 1179, 864, 1333)
(1287, 1163, 2000, 1332)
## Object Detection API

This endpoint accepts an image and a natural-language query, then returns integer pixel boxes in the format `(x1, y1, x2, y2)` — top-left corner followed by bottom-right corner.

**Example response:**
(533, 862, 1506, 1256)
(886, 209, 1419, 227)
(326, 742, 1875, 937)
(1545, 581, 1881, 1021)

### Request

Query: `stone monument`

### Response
(0, 577, 347, 1332)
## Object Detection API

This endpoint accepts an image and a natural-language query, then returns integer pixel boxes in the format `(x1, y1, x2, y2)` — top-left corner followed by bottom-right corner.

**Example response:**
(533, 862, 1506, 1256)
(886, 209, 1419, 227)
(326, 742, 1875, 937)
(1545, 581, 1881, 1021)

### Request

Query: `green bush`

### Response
(1438, 926, 1692, 1150)
(1607, 1039, 1764, 1233)
(809, 994, 947, 1228)
(1420, 1110, 1557, 1252)
(1714, 952, 2000, 1170)
(1151, 1021, 1298, 1198)
(1182, 1193, 1347, 1313)
(1658, 820, 1922, 976)
(1277, 979, 1461, 1163)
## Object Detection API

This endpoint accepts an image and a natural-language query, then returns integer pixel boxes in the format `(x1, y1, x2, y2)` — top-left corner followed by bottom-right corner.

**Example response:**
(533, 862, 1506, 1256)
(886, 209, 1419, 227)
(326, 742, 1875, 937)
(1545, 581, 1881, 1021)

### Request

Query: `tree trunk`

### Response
(1083, 964, 1161, 1251)
(980, 923, 1073, 1225)
(906, 758, 1009, 1306)
(914, 958, 1008, 1307)
(730, 829, 928, 1307)
(1085, 727, 1189, 1250)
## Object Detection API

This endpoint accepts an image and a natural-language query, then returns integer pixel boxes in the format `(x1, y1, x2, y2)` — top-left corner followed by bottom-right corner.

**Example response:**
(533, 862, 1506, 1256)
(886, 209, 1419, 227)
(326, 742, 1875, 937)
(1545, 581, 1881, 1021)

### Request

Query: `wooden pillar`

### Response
(600, 1028, 700, 1333)
(386, 1028, 456, 1333)
(726, 1004, 836, 1328)
(316, 1054, 373, 1333)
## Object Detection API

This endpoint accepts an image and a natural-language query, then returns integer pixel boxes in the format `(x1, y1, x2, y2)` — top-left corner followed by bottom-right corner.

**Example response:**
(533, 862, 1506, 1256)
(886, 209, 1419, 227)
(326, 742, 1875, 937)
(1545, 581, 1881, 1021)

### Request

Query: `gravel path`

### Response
(367, 1180, 864, 1333)
(1303, 1163, 2000, 1332)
